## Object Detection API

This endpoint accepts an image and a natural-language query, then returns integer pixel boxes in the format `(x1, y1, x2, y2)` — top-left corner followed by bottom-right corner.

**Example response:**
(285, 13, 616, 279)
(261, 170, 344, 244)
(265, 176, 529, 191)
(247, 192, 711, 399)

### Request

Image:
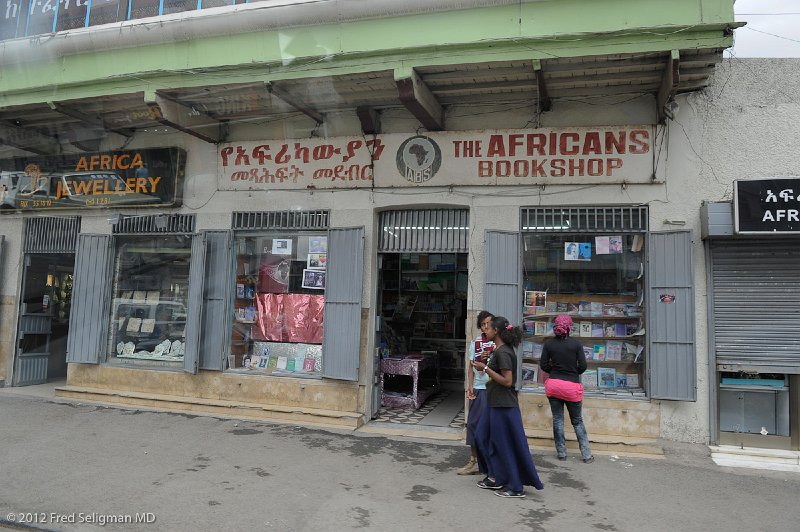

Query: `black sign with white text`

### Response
(735, 178, 800, 234)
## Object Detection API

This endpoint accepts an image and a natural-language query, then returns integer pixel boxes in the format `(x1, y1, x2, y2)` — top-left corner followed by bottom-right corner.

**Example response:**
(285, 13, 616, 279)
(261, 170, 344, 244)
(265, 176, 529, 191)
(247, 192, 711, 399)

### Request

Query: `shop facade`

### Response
(0, 0, 757, 449)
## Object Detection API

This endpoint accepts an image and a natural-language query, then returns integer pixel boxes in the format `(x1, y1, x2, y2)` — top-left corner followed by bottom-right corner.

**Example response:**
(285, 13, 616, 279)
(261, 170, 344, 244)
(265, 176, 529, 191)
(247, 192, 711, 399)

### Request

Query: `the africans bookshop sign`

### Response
(0, 148, 185, 212)
(735, 177, 800, 234)
(218, 127, 654, 190)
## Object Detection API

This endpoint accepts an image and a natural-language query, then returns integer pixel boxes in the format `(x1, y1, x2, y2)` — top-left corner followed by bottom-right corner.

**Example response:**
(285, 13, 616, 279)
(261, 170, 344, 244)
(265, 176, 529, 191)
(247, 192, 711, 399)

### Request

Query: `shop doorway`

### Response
(374, 251, 468, 428)
(13, 253, 75, 385)
(12, 216, 80, 386)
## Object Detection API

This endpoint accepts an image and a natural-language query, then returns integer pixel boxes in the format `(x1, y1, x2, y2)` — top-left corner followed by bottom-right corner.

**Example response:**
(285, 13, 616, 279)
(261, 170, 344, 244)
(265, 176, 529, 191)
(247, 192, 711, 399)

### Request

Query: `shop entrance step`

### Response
(524, 428, 664, 458)
(54, 385, 363, 430)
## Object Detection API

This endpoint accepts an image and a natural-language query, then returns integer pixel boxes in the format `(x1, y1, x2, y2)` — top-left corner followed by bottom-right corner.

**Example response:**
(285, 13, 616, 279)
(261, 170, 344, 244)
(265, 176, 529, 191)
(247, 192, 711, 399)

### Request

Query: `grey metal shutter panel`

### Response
(648, 230, 696, 401)
(711, 239, 800, 370)
(66, 234, 113, 364)
(485, 230, 523, 390)
(378, 209, 469, 253)
(183, 234, 207, 374)
(322, 227, 365, 381)
(199, 231, 233, 371)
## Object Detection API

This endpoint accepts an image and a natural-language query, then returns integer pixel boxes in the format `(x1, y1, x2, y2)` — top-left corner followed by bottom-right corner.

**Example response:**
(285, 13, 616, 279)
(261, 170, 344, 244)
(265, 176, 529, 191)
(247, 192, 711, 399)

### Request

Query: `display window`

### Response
(520, 233, 646, 396)
(107, 236, 191, 368)
(228, 232, 327, 376)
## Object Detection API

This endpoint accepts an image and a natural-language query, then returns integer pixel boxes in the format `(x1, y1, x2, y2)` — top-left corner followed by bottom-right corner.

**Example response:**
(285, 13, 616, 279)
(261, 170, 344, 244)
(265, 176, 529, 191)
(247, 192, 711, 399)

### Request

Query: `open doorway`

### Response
(374, 252, 468, 428)
(13, 253, 75, 385)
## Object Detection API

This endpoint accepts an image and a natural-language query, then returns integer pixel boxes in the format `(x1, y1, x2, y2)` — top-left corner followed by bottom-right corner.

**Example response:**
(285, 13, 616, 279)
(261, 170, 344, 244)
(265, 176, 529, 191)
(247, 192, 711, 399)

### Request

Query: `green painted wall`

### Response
(0, 0, 735, 107)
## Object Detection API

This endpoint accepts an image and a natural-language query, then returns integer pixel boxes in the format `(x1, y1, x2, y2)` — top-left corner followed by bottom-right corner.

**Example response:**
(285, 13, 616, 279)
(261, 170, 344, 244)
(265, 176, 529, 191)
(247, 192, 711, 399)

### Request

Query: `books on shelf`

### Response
(523, 320, 535, 335)
(604, 323, 616, 337)
(521, 363, 538, 388)
(603, 303, 625, 317)
(623, 342, 643, 361)
(581, 369, 598, 387)
(606, 341, 623, 361)
(598, 367, 616, 388)
(615, 323, 628, 337)
(615, 374, 628, 388)
(578, 301, 592, 316)
(624, 304, 643, 317)
(545, 301, 557, 313)
(590, 302, 603, 317)
(591, 322, 604, 338)
(593, 344, 606, 361)
(534, 321, 547, 336)
(625, 373, 640, 388)
(579, 322, 592, 337)
(582, 346, 593, 360)
(522, 341, 534, 357)
(533, 343, 544, 359)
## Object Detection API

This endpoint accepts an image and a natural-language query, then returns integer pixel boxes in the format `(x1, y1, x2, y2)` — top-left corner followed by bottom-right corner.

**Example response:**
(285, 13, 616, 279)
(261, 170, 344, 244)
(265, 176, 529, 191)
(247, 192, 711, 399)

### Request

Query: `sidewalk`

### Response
(0, 391, 798, 532)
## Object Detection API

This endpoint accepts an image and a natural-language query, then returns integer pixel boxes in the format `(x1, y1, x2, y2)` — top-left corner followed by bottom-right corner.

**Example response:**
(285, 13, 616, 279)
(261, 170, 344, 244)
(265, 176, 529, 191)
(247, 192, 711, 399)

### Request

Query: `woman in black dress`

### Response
(472, 315, 544, 498)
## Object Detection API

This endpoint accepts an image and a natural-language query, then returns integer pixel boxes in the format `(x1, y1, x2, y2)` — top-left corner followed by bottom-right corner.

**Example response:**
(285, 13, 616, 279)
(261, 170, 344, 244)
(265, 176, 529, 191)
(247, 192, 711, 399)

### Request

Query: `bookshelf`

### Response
(520, 233, 646, 395)
(379, 253, 467, 382)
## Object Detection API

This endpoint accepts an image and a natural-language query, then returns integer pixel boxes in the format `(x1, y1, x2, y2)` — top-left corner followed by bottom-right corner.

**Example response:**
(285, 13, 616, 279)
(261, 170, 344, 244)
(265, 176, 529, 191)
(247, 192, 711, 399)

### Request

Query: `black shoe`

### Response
(495, 489, 526, 498)
(557, 455, 568, 461)
(583, 456, 595, 463)
(477, 477, 502, 490)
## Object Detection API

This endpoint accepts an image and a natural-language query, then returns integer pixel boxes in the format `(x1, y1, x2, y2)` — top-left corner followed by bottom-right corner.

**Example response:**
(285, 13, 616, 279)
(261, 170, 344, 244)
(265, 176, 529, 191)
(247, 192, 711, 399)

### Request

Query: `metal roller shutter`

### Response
(711, 239, 800, 371)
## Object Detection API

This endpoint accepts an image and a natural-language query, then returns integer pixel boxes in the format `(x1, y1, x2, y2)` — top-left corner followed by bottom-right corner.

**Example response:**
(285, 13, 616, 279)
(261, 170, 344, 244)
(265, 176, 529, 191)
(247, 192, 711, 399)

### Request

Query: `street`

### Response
(0, 393, 797, 532)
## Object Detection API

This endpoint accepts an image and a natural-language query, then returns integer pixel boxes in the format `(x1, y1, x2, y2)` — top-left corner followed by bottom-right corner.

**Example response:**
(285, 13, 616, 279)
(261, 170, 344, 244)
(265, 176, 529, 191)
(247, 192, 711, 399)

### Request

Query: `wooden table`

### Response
(380, 355, 439, 409)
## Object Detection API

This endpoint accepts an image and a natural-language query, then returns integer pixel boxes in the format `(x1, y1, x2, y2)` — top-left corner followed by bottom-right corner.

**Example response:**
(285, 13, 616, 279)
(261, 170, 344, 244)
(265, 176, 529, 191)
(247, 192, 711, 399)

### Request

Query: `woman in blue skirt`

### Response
(472, 315, 544, 498)
(458, 310, 495, 475)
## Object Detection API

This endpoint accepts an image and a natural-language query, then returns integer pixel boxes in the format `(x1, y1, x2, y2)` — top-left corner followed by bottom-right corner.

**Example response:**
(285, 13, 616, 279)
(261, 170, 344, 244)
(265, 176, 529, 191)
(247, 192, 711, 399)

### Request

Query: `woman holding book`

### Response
(539, 313, 594, 463)
(471, 316, 544, 498)
(457, 310, 495, 476)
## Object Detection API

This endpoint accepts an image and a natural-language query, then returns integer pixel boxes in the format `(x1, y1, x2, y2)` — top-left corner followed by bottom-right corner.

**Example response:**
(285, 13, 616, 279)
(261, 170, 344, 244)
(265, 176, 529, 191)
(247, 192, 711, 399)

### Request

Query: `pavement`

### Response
(0, 389, 798, 532)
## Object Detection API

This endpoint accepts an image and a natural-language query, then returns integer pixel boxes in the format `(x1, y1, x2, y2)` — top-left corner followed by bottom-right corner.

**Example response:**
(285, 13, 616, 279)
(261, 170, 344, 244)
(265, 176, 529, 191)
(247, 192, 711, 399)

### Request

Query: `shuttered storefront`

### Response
(711, 239, 800, 372)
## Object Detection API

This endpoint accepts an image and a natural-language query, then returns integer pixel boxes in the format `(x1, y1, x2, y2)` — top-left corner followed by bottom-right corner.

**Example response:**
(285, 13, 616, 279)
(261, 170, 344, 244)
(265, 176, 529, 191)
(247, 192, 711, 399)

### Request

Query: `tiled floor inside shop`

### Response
(374, 389, 465, 429)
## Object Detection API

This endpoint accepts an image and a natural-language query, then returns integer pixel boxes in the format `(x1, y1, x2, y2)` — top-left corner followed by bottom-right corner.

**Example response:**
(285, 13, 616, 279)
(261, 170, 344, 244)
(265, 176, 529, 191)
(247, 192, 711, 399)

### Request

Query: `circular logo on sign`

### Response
(396, 135, 441, 183)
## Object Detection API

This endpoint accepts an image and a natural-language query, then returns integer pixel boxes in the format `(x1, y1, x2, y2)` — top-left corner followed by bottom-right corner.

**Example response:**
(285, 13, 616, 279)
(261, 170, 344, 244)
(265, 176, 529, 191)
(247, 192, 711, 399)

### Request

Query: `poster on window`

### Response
(309, 236, 328, 253)
(307, 253, 327, 270)
(301, 269, 326, 290)
(271, 238, 292, 255)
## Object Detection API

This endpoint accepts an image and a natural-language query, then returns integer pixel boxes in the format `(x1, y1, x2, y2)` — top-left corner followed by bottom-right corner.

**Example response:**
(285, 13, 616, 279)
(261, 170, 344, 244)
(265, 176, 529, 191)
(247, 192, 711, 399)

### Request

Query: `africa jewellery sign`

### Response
(217, 127, 654, 190)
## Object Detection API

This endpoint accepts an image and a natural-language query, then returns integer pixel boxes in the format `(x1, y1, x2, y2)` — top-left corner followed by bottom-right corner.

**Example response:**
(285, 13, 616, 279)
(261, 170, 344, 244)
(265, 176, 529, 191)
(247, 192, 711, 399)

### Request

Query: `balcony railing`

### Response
(1, 0, 249, 42)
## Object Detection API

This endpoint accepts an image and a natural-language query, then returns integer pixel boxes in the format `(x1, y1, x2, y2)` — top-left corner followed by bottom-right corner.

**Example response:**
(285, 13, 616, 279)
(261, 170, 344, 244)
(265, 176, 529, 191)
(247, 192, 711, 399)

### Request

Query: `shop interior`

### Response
(375, 252, 468, 427)
(15, 253, 74, 384)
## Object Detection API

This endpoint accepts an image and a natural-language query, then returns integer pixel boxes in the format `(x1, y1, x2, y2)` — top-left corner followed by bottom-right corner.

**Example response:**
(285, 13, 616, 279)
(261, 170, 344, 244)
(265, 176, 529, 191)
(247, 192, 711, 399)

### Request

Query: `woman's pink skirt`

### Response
(544, 378, 584, 403)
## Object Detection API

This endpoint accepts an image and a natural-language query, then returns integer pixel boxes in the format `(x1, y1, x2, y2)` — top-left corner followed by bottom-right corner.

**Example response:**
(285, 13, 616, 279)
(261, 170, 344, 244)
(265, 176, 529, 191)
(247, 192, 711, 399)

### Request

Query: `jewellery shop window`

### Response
(108, 236, 191, 368)
(520, 233, 646, 397)
(228, 233, 326, 376)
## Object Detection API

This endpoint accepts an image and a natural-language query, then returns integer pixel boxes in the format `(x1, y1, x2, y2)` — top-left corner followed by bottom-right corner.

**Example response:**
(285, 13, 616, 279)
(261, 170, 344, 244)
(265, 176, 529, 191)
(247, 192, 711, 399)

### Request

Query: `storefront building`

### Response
(5, 0, 780, 458)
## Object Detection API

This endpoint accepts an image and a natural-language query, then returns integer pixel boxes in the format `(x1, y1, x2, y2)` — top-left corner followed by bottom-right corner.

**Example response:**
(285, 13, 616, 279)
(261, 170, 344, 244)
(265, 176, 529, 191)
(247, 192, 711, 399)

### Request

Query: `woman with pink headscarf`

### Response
(539, 313, 594, 463)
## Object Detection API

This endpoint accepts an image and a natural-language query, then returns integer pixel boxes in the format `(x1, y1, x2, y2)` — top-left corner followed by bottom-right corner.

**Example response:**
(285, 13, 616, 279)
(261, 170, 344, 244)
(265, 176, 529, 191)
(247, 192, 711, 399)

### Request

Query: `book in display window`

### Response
(229, 233, 327, 377)
(520, 233, 646, 397)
